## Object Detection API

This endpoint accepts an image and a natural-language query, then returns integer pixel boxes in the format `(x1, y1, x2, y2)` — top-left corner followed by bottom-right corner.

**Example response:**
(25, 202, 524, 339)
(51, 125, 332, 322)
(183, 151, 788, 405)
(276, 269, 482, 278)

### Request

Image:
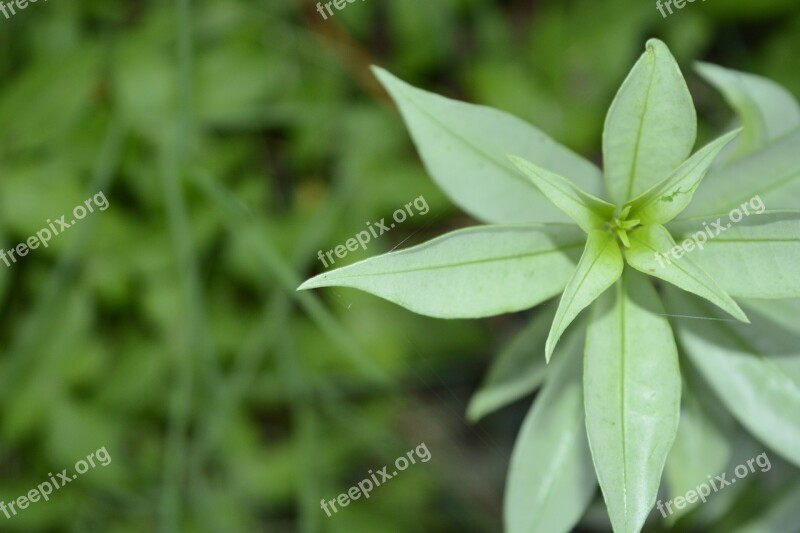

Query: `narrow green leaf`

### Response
(736, 301, 800, 384)
(624, 225, 748, 322)
(466, 306, 555, 422)
(626, 130, 740, 225)
(664, 289, 800, 468)
(739, 298, 800, 336)
(682, 128, 800, 218)
(695, 62, 800, 161)
(508, 156, 616, 233)
(666, 211, 800, 299)
(372, 67, 603, 224)
(505, 328, 596, 533)
(734, 480, 800, 533)
(546, 230, 623, 361)
(298, 224, 585, 318)
(603, 38, 697, 204)
(663, 375, 731, 523)
(584, 270, 681, 533)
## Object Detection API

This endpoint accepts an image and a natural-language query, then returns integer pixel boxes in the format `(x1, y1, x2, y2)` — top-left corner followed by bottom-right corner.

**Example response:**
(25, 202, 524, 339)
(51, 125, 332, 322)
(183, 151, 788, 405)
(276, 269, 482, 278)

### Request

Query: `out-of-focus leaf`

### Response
(0, 46, 100, 151)
(683, 129, 800, 217)
(695, 63, 800, 160)
(664, 374, 731, 522)
(733, 479, 800, 533)
(666, 211, 800, 298)
(665, 289, 800, 468)
(466, 306, 555, 423)
(505, 326, 596, 533)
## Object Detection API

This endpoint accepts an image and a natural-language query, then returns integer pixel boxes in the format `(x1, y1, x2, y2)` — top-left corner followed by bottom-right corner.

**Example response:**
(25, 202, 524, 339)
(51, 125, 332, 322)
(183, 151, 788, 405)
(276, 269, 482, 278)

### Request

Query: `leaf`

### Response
(372, 67, 603, 224)
(626, 130, 740, 225)
(603, 38, 697, 204)
(624, 224, 748, 322)
(733, 480, 800, 533)
(584, 270, 681, 533)
(546, 230, 623, 361)
(298, 224, 585, 318)
(508, 156, 616, 233)
(505, 327, 596, 533)
(695, 62, 800, 161)
(666, 211, 800, 298)
(736, 300, 800, 384)
(739, 298, 800, 336)
(664, 289, 800, 468)
(663, 374, 731, 523)
(682, 128, 800, 218)
(466, 306, 555, 422)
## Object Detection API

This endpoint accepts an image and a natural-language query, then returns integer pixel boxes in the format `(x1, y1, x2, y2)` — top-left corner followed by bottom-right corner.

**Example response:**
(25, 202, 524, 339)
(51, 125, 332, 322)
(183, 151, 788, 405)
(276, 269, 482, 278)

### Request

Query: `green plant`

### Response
(299, 39, 800, 533)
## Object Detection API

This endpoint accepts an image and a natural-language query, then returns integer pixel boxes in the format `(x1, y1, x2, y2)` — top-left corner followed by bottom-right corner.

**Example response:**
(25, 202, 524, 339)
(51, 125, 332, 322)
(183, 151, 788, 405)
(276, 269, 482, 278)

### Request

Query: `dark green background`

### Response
(0, 0, 798, 531)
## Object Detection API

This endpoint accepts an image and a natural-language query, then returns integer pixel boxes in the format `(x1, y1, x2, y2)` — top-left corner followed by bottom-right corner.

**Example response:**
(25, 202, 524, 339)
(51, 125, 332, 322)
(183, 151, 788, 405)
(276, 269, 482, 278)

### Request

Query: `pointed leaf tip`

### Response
(545, 231, 623, 361)
(508, 155, 615, 233)
(373, 69, 603, 223)
(603, 38, 696, 204)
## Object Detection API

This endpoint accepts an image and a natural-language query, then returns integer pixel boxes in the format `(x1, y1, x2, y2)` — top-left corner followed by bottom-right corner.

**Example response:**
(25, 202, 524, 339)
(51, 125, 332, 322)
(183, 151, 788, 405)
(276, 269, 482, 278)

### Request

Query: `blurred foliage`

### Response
(0, 0, 797, 531)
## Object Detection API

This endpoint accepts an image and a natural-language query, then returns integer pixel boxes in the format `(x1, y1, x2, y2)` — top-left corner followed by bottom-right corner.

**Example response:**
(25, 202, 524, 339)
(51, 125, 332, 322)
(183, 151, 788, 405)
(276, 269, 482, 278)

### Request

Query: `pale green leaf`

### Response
(682, 128, 800, 218)
(466, 306, 555, 422)
(505, 328, 596, 533)
(626, 130, 740, 224)
(298, 224, 585, 318)
(624, 224, 748, 322)
(663, 375, 731, 523)
(666, 211, 800, 298)
(695, 62, 800, 161)
(737, 300, 800, 384)
(739, 298, 800, 336)
(546, 230, 622, 361)
(584, 270, 680, 533)
(508, 156, 616, 233)
(664, 289, 800, 468)
(372, 67, 603, 224)
(733, 480, 800, 533)
(603, 38, 696, 204)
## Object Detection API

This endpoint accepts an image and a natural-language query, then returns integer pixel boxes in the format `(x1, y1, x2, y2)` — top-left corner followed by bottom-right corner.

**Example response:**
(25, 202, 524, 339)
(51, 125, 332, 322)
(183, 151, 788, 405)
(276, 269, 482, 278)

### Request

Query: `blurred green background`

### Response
(0, 0, 799, 531)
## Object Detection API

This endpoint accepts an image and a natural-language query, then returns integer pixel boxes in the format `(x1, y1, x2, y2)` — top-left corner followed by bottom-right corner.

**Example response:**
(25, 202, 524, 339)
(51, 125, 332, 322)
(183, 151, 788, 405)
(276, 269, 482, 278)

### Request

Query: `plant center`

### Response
(605, 205, 641, 248)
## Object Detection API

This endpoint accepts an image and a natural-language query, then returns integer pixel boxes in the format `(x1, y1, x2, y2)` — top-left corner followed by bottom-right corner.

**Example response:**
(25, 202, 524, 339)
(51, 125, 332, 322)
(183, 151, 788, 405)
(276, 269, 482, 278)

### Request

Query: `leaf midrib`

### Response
(695, 302, 800, 398)
(318, 241, 586, 280)
(637, 145, 711, 217)
(553, 235, 616, 335)
(695, 237, 800, 244)
(701, 166, 800, 214)
(625, 55, 657, 200)
(528, 409, 583, 530)
(397, 86, 539, 191)
(619, 277, 630, 530)
(629, 231, 735, 308)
